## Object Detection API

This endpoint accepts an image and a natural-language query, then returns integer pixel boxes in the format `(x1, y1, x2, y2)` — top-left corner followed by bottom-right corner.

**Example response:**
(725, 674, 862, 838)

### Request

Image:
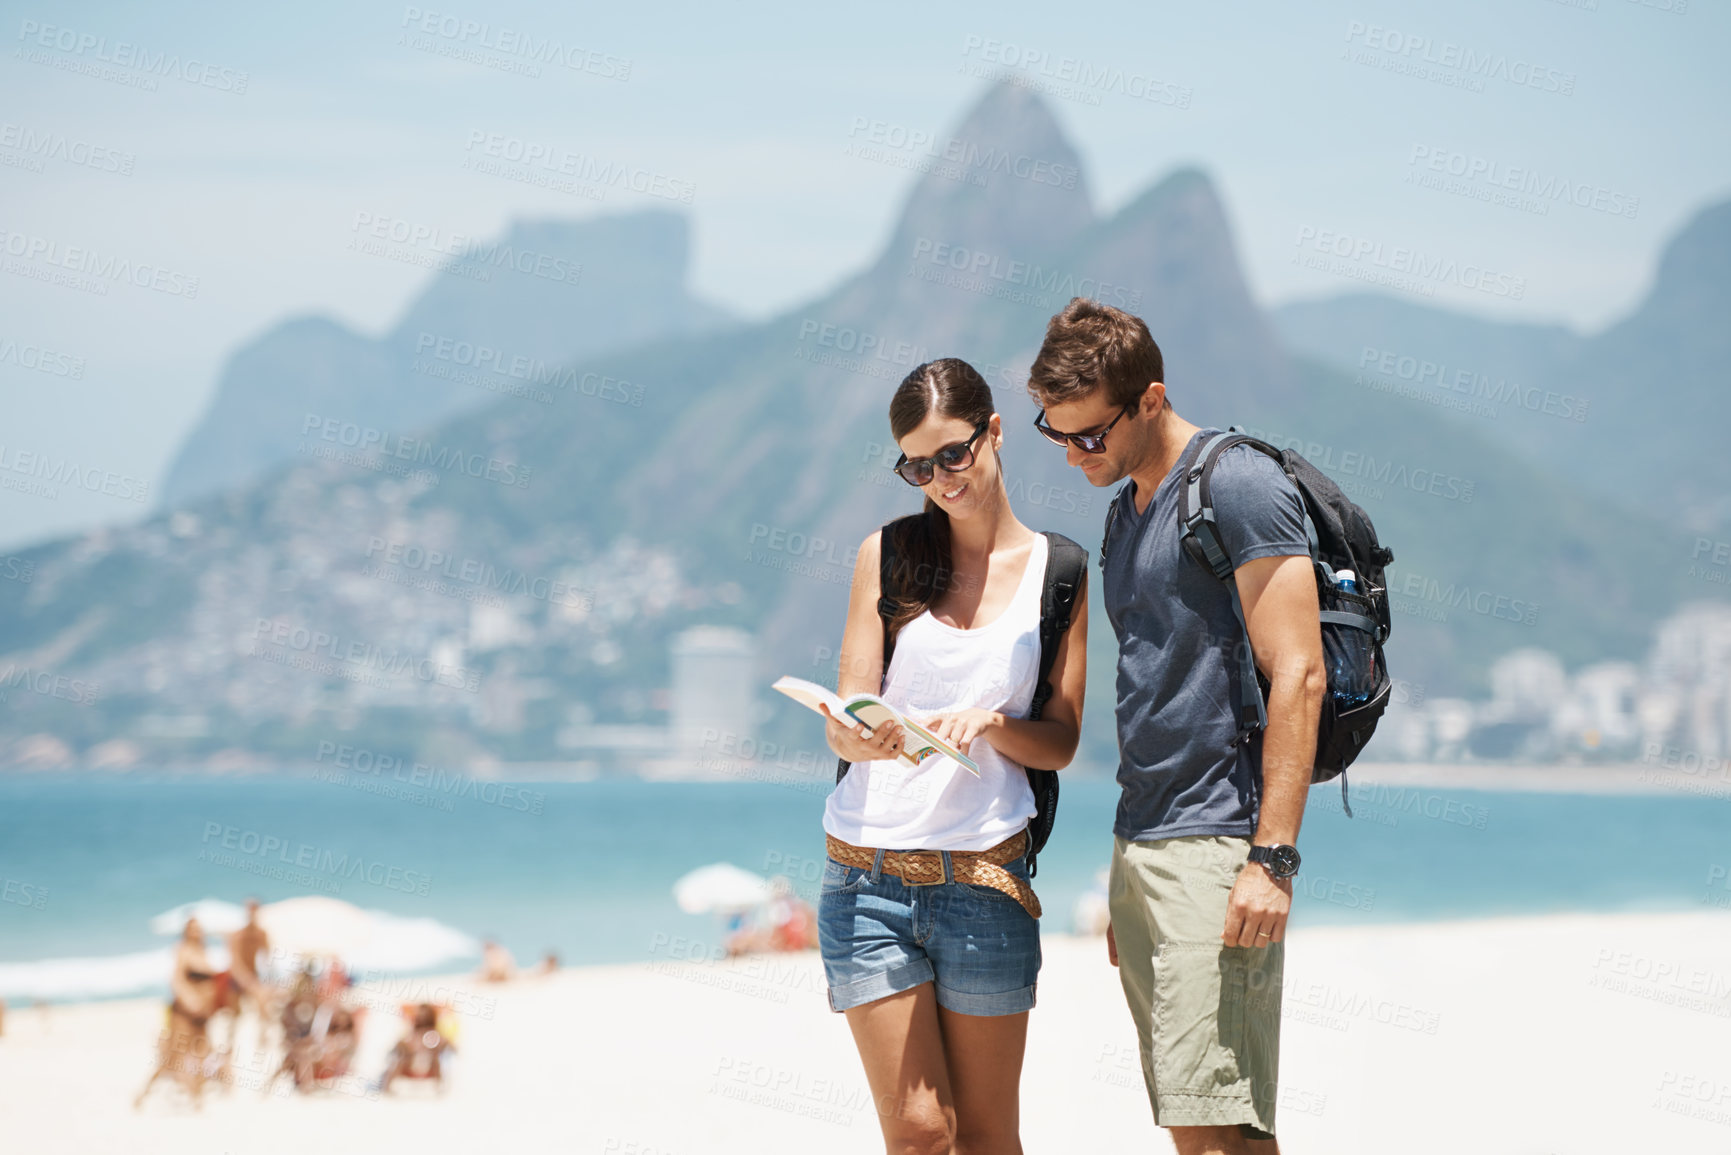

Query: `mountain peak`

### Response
(487, 210, 693, 289)
(1060, 165, 1293, 420)
(389, 208, 722, 355)
(161, 209, 731, 509)
(874, 82, 1094, 272)
(1642, 195, 1731, 327)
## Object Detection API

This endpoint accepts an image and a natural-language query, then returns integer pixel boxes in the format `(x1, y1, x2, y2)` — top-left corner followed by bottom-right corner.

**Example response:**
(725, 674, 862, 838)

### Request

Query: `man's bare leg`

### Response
(1168, 1126, 1281, 1154)
(1169, 1124, 1264, 1155)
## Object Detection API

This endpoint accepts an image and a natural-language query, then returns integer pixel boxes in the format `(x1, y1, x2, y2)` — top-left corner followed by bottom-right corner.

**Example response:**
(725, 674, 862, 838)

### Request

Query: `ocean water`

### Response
(0, 771, 1724, 1002)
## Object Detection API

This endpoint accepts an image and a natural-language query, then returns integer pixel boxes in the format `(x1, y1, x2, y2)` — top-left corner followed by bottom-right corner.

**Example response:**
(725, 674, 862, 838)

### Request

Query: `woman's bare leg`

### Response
(843, 984, 955, 1155)
(937, 1005, 1028, 1155)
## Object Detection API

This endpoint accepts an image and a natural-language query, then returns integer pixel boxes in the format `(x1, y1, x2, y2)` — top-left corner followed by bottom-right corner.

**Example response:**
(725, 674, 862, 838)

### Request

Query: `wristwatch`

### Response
(1248, 843, 1301, 879)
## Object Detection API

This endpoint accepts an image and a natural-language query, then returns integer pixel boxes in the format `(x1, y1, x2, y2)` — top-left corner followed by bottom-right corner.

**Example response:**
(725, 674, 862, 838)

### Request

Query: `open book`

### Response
(772, 676, 981, 776)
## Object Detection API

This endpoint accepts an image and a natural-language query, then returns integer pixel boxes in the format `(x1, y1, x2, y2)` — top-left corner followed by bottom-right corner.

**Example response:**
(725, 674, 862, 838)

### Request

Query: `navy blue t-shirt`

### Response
(1102, 429, 1309, 842)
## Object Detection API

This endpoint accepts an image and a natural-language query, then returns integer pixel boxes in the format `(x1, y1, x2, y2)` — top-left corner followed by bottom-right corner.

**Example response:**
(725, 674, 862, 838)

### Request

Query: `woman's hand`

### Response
(820, 704, 906, 765)
(919, 708, 1002, 755)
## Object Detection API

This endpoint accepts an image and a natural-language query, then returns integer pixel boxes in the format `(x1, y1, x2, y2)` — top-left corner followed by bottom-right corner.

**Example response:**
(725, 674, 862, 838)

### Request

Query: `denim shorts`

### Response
(817, 847, 1041, 1016)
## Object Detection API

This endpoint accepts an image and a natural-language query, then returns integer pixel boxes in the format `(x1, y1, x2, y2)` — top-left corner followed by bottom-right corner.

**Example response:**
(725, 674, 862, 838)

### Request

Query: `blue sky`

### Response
(2, 0, 1727, 548)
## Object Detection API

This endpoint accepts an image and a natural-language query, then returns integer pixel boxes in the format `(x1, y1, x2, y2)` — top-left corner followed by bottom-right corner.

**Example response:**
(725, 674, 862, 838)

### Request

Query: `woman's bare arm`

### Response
(822, 530, 905, 764)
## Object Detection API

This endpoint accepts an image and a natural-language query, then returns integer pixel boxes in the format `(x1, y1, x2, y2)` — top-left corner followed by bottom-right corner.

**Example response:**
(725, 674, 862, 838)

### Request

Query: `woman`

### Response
(135, 917, 226, 1108)
(818, 358, 1088, 1154)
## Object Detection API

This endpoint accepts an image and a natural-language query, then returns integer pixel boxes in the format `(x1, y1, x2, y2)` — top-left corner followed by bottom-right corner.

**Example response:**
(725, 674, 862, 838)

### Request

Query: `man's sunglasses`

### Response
(891, 420, 990, 487)
(1033, 404, 1134, 454)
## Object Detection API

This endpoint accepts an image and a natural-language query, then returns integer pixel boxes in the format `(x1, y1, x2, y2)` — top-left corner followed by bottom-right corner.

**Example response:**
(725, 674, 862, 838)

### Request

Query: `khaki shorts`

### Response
(1108, 834, 1283, 1136)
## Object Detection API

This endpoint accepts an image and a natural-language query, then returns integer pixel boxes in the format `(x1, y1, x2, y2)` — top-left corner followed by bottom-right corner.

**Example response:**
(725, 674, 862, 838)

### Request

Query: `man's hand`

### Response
(1106, 921, 1119, 967)
(1222, 863, 1293, 948)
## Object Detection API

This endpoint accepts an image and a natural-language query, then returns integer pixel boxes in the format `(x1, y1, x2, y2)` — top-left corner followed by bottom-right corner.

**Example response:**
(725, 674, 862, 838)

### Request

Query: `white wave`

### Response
(0, 947, 179, 1002)
(0, 909, 481, 1002)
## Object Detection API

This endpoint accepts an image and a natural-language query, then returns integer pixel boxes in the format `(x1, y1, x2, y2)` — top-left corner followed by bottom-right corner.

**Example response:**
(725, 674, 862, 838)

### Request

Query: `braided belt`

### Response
(824, 829, 1041, 919)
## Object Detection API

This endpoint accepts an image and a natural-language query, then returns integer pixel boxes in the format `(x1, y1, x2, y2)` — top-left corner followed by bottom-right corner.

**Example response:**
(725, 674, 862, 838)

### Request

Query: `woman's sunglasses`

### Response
(1033, 404, 1134, 454)
(891, 420, 990, 487)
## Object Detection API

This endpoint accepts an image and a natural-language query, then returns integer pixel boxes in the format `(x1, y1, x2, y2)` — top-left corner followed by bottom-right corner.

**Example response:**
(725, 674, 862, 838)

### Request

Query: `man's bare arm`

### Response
(1238, 553, 1325, 847)
(1220, 553, 1325, 948)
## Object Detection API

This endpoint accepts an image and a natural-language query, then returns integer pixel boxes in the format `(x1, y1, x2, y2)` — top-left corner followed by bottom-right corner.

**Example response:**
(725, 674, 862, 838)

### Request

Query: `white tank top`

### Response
(822, 533, 1046, 851)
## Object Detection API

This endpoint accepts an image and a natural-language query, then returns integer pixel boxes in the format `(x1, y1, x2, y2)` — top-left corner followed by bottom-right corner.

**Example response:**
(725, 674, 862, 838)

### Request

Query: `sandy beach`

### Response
(1345, 759, 1731, 798)
(2, 909, 1727, 1153)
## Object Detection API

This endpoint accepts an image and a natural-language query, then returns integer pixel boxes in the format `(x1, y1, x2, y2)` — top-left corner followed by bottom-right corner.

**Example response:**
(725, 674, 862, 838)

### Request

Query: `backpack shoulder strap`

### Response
(836, 518, 908, 784)
(1098, 482, 1132, 570)
(1175, 431, 1285, 741)
(1176, 431, 1283, 579)
(1024, 532, 1086, 879)
(1029, 532, 1087, 721)
(876, 522, 900, 675)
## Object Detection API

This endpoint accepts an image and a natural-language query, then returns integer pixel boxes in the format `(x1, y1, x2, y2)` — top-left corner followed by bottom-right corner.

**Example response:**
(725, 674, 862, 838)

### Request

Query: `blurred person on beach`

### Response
(135, 916, 231, 1108)
(226, 897, 273, 1051)
(764, 875, 817, 952)
(533, 950, 560, 976)
(313, 954, 351, 1003)
(273, 965, 319, 1089)
(724, 876, 818, 956)
(269, 960, 364, 1093)
(818, 358, 1088, 1154)
(281, 964, 317, 1041)
(315, 1005, 362, 1084)
(379, 1002, 457, 1094)
(170, 917, 221, 1023)
(476, 938, 518, 982)
(1029, 299, 1323, 1154)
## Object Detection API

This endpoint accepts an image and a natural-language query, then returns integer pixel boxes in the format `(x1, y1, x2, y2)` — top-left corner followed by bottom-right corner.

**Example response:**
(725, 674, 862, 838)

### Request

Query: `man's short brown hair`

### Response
(1026, 297, 1164, 410)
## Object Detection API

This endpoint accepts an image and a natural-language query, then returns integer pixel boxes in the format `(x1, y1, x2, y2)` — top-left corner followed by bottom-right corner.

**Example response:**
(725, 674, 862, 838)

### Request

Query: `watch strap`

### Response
(1248, 843, 1299, 876)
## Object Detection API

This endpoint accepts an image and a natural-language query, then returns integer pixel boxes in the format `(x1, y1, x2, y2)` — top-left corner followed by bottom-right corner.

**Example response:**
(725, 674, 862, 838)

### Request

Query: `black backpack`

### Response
(833, 515, 1088, 877)
(1102, 429, 1394, 816)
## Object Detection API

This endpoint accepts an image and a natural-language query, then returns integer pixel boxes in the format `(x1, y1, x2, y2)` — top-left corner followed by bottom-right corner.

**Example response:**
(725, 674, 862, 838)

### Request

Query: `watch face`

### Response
(1270, 844, 1301, 877)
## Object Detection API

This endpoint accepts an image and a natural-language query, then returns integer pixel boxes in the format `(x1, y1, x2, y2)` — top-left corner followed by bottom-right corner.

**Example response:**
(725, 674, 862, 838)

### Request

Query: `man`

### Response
(477, 938, 518, 983)
(227, 898, 272, 1053)
(228, 898, 270, 1002)
(1026, 298, 1324, 1154)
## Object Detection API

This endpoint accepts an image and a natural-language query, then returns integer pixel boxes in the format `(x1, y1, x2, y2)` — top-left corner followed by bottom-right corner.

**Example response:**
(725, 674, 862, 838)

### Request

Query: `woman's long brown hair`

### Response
(884, 358, 997, 640)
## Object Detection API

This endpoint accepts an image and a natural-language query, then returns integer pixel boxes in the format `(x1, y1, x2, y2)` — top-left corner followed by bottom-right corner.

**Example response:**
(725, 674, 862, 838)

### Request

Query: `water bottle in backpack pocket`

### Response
(1314, 563, 1393, 787)
(1322, 569, 1377, 707)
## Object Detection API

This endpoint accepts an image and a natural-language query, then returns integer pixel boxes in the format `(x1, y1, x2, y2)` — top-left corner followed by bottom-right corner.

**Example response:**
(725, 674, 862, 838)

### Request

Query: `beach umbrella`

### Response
(343, 914, 481, 972)
(257, 895, 377, 959)
(148, 897, 249, 936)
(673, 863, 771, 914)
